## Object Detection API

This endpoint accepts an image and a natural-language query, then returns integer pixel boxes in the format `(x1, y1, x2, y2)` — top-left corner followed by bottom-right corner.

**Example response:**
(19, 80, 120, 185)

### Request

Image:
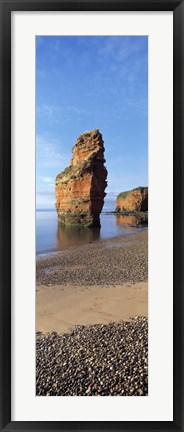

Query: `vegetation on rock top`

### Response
(117, 186, 148, 200)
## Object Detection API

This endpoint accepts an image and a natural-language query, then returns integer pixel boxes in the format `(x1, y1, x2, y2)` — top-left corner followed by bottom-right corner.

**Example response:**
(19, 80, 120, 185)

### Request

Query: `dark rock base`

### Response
(57, 211, 101, 228)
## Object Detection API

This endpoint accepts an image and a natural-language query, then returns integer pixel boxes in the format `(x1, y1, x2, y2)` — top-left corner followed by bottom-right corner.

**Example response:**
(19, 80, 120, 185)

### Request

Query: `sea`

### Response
(36, 209, 145, 256)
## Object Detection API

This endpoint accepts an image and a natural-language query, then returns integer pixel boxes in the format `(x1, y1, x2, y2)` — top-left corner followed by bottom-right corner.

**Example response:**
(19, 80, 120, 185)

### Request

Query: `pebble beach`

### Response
(37, 230, 148, 286)
(36, 229, 148, 396)
(36, 317, 148, 396)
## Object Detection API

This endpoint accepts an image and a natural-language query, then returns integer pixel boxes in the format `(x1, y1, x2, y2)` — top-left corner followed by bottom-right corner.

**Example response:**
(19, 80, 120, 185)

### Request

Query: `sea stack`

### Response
(116, 187, 148, 212)
(55, 129, 108, 227)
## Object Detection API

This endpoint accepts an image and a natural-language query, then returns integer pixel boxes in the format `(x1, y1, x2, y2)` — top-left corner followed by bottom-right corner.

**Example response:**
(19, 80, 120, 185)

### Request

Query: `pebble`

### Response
(36, 230, 148, 286)
(36, 317, 148, 396)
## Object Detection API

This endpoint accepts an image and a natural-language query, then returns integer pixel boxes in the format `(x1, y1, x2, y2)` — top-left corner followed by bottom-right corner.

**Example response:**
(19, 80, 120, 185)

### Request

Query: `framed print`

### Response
(0, 0, 183, 431)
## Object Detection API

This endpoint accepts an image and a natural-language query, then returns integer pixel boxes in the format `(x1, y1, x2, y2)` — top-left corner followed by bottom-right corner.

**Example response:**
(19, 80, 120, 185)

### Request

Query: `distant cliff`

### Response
(116, 187, 148, 212)
(55, 129, 108, 227)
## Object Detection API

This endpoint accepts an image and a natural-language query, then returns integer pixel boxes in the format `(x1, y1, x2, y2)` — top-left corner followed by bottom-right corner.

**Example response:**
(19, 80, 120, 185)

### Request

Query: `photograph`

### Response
(36, 35, 148, 397)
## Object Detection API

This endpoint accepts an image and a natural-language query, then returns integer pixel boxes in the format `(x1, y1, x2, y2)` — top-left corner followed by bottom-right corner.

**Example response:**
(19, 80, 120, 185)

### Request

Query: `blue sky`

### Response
(36, 36, 148, 210)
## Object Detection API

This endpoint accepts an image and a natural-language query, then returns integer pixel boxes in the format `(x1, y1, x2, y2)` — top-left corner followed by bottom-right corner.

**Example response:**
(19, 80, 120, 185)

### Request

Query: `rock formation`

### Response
(116, 187, 148, 212)
(55, 129, 107, 227)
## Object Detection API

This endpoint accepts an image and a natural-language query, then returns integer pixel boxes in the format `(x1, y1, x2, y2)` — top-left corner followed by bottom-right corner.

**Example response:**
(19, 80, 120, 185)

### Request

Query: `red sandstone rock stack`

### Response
(116, 187, 148, 212)
(55, 129, 107, 227)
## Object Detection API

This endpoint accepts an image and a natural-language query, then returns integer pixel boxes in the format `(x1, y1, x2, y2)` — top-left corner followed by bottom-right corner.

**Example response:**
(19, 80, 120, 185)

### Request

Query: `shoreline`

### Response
(36, 229, 148, 396)
(36, 225, 147, 259)
(36, 230, 148, 286)
(36, 229, 148, 334)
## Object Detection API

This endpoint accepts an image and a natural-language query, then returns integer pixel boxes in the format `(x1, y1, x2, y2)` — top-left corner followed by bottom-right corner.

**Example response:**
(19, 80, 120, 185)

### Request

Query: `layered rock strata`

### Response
(116, 187, 148, 212)
(55, 129, 107, 227)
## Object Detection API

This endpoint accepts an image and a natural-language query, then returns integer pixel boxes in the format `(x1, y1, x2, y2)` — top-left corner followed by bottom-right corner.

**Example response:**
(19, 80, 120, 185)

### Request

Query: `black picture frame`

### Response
(0, 0, 183, 431)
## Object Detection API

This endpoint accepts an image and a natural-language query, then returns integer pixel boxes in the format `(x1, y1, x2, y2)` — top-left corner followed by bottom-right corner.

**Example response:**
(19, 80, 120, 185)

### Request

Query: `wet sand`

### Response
(36, 230, 148, 333)
(36, 230, 148, 396)
(36, 281, 147, 334)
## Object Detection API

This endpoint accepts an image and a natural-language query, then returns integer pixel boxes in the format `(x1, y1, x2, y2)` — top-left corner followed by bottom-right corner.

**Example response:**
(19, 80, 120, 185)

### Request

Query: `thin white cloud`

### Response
(84, 36, 148, 117)
(106, 191, 117, 197)
(40, 176, 54, 183)
(37, 104, 59, 118)
(66, 105, 91, 115)
(39, 176, 55, 188)
(36, 134, 70, 169)
(52, 38, 61, 53)
(98, 36, 146, 64)
(36, 36, 44, 49)
(37, 103, 91, 120)
(36, 190, 55, 209)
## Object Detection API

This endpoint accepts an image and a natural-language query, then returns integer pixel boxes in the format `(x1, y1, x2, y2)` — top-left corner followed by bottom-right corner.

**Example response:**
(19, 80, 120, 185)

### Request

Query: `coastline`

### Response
(36, 229, 148, 396)
(36, 230, 142, 259)
(36, 229, 148, 333)
(36, 229, 148, 286)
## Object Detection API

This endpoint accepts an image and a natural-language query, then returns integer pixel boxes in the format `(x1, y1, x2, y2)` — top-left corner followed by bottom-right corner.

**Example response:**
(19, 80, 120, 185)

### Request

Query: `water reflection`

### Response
(116, 215, 141, 227)
(36, 211, 147, 255)
(57, 223, 100, 249)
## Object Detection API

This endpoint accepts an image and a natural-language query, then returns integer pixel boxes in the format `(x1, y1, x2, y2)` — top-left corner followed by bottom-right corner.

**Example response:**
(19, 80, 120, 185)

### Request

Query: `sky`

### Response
(36, 36, 148, 210)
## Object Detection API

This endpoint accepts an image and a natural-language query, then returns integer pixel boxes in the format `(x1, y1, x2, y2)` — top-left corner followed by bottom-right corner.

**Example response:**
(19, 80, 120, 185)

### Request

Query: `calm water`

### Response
(36, 210, 145, 255)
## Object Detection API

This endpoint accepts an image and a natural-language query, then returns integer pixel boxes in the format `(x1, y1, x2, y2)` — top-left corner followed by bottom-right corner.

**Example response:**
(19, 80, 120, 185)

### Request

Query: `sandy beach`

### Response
(37, 281, 147, 334)
(36, 229, 148, 333)
(36, 229, 148, 396)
